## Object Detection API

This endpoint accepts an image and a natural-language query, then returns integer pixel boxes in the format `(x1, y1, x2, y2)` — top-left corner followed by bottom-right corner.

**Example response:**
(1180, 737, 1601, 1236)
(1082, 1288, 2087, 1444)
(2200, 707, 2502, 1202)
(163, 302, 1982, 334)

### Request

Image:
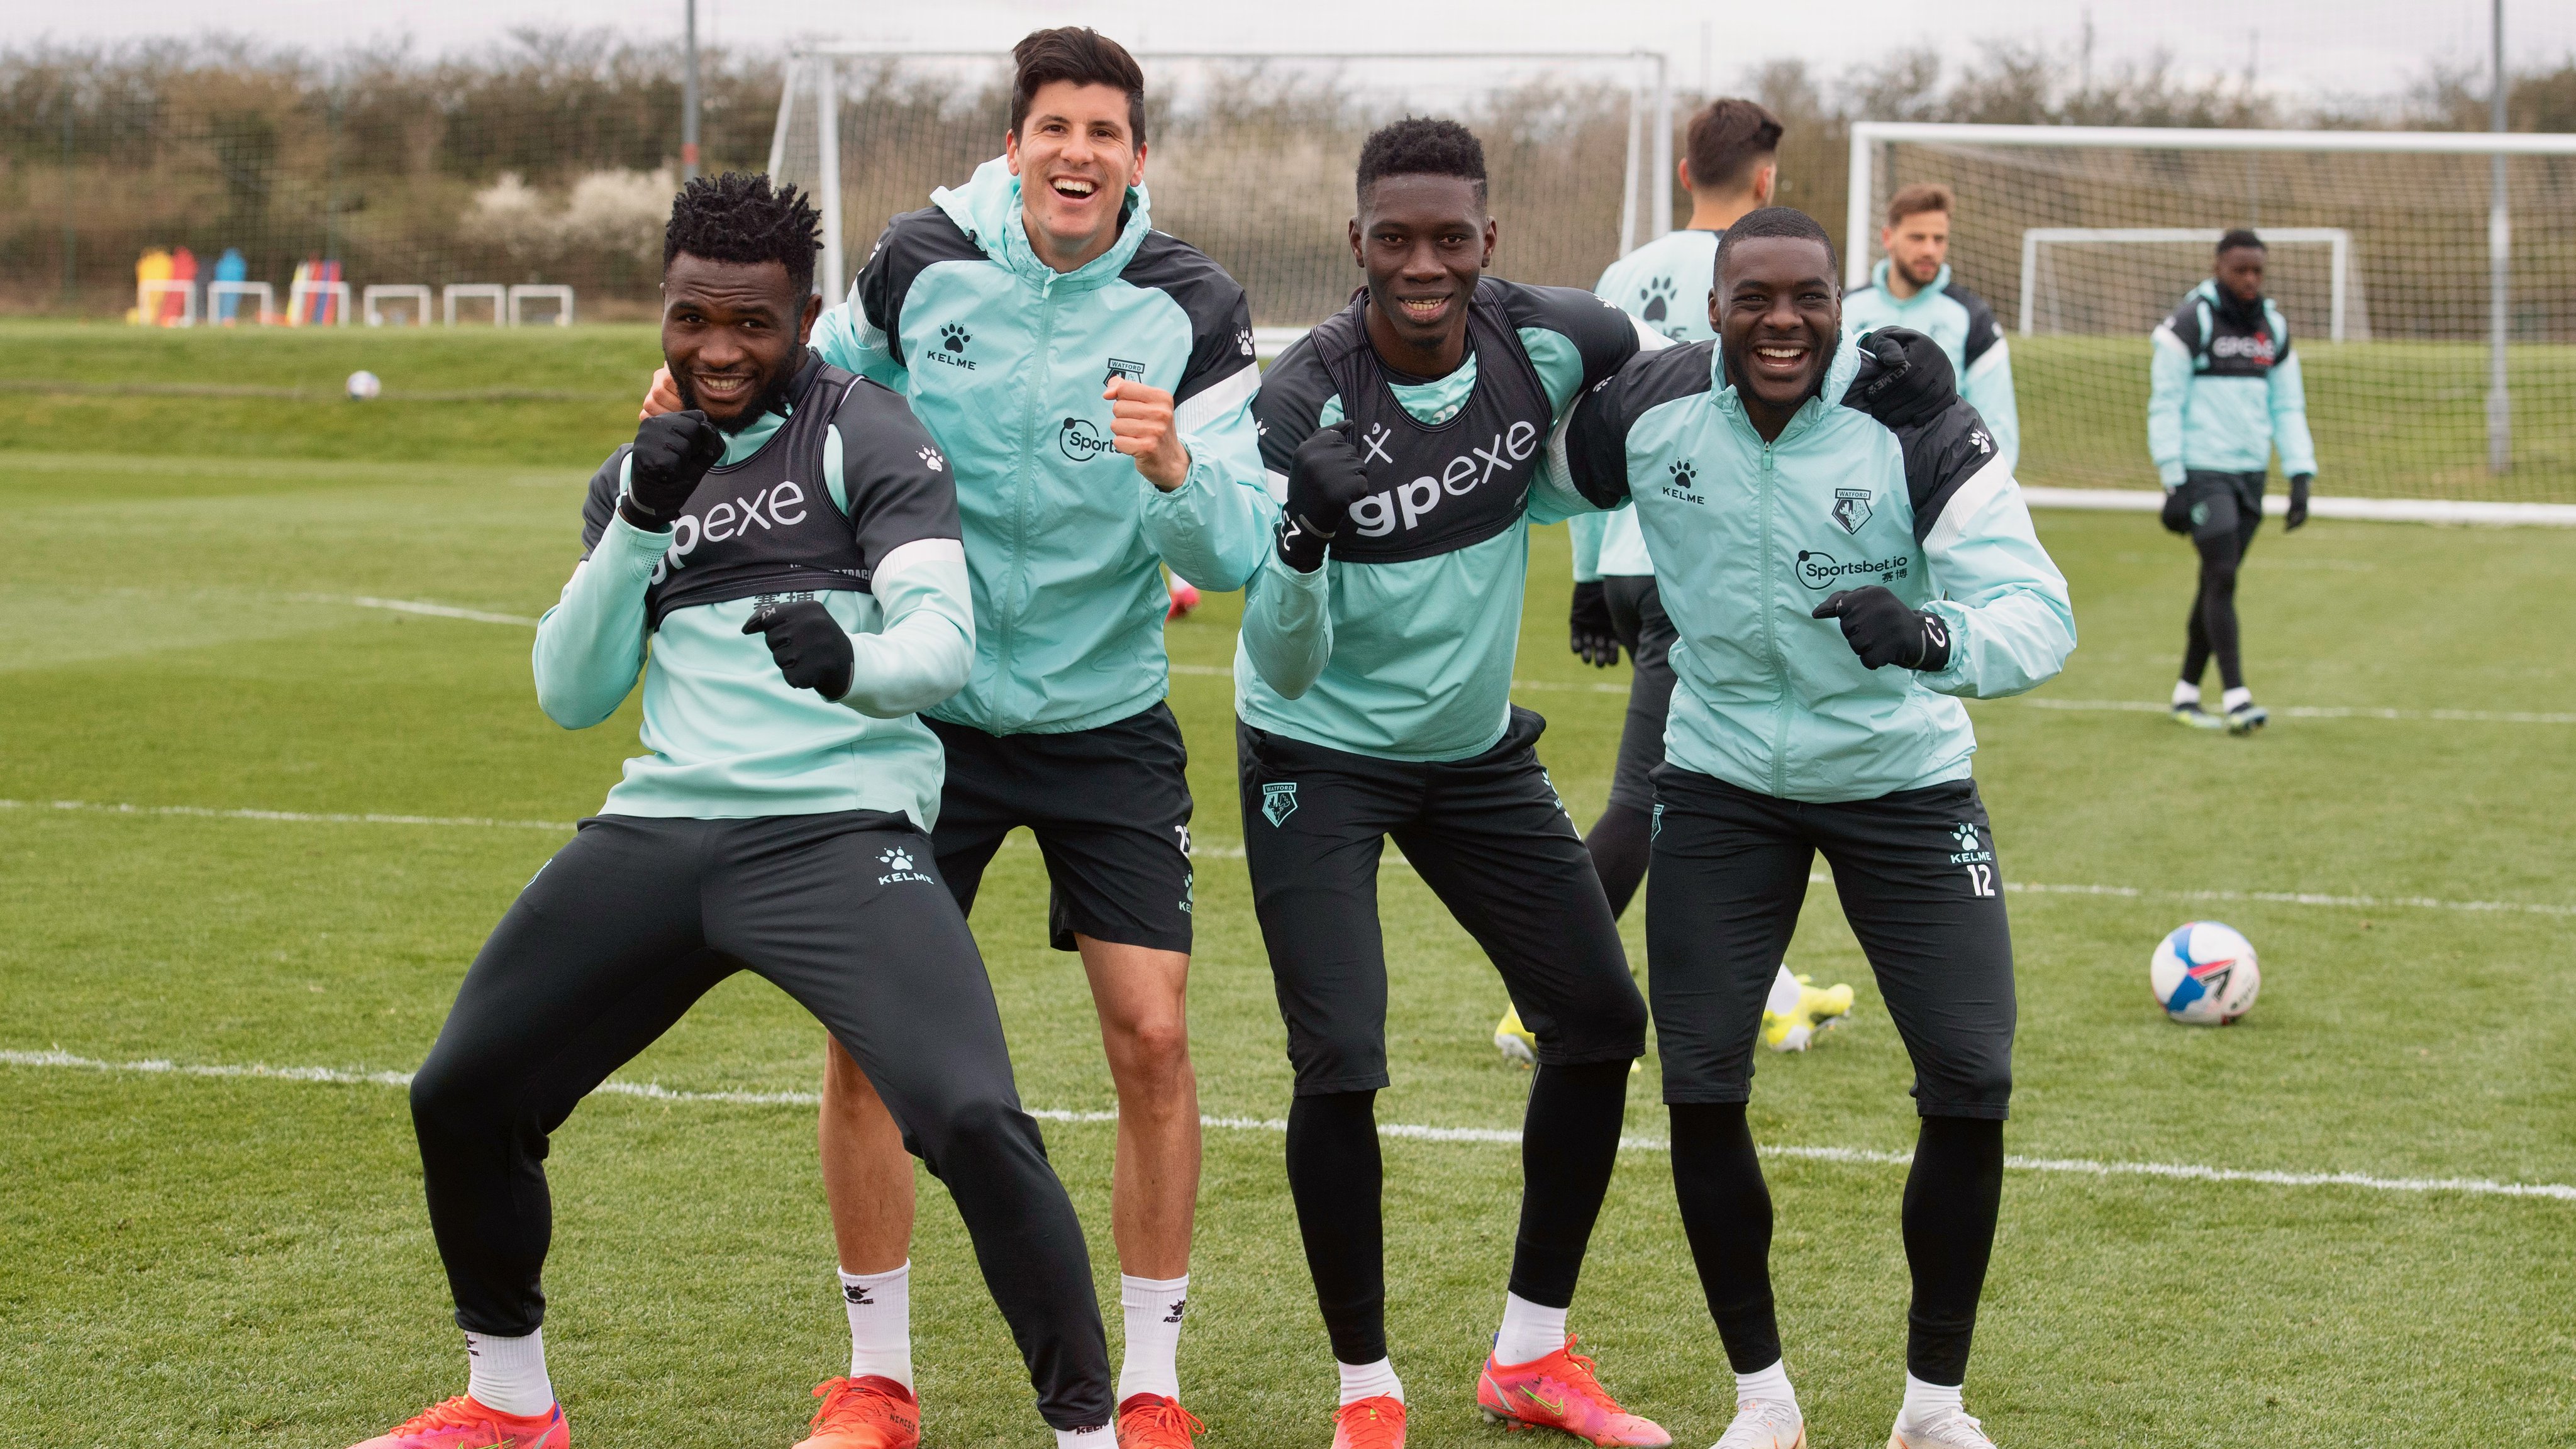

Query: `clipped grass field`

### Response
(4, 323, 2573, 1448)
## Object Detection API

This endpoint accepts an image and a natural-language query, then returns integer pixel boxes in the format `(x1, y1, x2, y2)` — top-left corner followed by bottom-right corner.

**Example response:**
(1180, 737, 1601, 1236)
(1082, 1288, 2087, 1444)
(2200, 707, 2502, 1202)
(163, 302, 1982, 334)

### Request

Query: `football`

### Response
(2150, 921, 2262, 1025)
(345, 369, 382, 401)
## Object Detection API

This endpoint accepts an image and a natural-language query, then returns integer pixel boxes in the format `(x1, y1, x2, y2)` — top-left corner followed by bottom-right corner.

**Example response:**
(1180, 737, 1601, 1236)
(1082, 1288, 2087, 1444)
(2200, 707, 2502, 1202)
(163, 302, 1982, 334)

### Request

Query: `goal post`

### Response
(768, 48, 1675, 323)
(1845, 122, 2576, 505)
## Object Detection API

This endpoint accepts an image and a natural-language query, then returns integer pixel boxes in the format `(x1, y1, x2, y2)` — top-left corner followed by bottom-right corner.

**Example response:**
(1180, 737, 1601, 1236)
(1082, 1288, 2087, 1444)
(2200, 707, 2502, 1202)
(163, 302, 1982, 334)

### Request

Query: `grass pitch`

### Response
(4, 324, 2573, 1448)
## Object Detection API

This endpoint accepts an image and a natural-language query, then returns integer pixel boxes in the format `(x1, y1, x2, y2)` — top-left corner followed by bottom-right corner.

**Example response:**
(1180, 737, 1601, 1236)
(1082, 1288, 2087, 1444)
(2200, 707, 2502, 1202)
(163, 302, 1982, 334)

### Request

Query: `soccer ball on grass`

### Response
(345, 369, 382, 400)
(2150, 921, 2261, 1025)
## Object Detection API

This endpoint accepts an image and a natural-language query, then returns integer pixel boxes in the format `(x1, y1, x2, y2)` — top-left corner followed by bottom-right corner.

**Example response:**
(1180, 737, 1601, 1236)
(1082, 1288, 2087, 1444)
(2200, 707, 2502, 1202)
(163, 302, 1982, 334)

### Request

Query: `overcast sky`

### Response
(14, 0, 2566, 104)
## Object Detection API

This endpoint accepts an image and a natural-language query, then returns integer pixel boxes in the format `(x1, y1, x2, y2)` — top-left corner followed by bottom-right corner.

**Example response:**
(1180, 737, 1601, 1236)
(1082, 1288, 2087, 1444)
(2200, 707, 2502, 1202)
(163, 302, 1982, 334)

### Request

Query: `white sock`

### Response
(464, 1328, 554, 1417)
(1054, 1424, 1113, 1449)
(1765, 966, 1805, 1018)
(2171, 679, 2201, 707)
(1337, 1357, 1404, 1406)
(1899, 1373, 1964, 1426)
(1733, 1358, 1798, 1412)
(2222, 686, 2253, 712)
(1116, 1273, 1189, 1404)
(1492, 1292, 1567, 1367)
(840, 1262, 914, 1389)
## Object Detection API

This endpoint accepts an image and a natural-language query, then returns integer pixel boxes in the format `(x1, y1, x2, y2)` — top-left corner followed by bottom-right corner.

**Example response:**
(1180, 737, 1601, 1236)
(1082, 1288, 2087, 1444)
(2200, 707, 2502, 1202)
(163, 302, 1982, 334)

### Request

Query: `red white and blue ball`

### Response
(2150, 921, 2261, 1025)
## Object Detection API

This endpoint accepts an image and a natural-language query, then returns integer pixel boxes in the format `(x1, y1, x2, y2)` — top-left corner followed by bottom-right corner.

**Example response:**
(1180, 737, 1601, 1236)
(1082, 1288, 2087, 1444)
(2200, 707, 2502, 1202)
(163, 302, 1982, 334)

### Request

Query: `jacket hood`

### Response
(933, 155, 1154, 291)
(1709, 326, 1867, 427)
(1867, 257, 1951, 301)
(2190, 276, 2268, 326)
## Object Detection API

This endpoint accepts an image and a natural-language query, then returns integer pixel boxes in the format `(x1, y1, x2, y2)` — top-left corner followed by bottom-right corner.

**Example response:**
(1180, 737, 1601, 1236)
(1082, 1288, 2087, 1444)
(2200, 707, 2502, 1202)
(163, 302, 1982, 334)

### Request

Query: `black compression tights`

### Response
(1287, 1063, 1630, 1365)
(1671, 1106, 2005, 1383)
(1585, 802, 1655, 919)
(2182, 518, 2260, 692)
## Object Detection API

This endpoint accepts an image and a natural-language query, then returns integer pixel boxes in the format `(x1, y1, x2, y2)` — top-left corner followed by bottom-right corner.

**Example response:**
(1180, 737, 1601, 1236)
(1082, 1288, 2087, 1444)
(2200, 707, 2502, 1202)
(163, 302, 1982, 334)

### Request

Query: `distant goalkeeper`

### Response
(2149, 228, 2318, 735)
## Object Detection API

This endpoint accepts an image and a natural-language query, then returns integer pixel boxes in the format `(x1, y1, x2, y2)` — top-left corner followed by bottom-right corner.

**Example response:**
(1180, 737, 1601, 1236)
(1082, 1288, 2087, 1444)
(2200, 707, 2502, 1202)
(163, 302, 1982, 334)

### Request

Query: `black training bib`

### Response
(1307, 280, 1556, 565)
(621, 358, 875, 629)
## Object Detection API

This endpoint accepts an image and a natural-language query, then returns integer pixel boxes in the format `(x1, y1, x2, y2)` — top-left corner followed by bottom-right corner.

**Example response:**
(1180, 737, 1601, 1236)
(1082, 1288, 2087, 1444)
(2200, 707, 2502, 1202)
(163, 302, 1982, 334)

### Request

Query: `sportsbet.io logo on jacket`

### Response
(1560, 330, 2075, 804)
(808, 157, 1274, 736)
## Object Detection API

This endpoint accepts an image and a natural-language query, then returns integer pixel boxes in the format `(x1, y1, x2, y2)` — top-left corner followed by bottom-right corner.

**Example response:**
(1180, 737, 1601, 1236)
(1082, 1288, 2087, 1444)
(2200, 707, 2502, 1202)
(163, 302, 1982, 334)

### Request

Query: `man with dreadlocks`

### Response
(343, 173, 1114, 1449)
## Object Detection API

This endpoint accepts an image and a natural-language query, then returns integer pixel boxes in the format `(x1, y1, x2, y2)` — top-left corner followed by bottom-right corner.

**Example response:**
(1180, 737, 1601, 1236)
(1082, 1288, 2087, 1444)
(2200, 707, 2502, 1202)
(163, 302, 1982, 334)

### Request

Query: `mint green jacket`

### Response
(808, 158, 1272, 735)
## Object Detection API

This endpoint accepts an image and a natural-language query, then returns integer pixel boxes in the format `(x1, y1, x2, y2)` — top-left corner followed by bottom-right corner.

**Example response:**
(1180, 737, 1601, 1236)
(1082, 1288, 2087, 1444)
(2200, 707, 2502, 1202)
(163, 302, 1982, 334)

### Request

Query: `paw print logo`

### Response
(1950, 822, 1980, 853)
(879, 847, 914, 872)
(1667, 459, 1698, 489)
(938, 323, 970, 352)
(918, 446, 945, 472)
(1968, 427, 1993, 454)
(1638, 276, 1677, 325)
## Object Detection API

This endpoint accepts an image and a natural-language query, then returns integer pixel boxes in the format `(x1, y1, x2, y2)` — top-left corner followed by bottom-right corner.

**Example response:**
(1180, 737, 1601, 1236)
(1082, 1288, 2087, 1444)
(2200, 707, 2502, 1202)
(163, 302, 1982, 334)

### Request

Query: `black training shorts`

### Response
(1602, 575, 1679, 816)
(1646, 768, 2016, 1119)
(1238, 706, 1647, 1094)
(930, 703, 1196, 955)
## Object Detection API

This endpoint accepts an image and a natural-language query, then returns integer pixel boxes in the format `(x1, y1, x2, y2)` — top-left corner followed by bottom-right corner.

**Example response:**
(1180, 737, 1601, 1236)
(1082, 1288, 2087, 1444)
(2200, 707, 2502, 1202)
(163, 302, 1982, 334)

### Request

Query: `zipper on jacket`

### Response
(1758, 439, 1792, 800)
(999, 272, 1058, 731)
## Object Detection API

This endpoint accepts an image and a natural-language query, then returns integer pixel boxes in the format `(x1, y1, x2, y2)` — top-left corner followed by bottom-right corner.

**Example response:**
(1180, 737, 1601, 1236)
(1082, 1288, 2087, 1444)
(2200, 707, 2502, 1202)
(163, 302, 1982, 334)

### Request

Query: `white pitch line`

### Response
(11, 1048, 2569, 1204)
(289, 594, 544, 628)
(0, 798, 572, 832)
(2013, 697, 2576, 726)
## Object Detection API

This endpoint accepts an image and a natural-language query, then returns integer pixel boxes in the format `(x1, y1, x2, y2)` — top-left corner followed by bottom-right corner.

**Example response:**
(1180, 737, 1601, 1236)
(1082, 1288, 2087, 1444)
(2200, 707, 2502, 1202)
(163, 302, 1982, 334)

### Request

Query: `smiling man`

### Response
(635, 28, 1271, 1449)
(1240, 118, 1672, 1449)
(1557, 208, 2074, 1449)
(348, 174, 1112, 1449)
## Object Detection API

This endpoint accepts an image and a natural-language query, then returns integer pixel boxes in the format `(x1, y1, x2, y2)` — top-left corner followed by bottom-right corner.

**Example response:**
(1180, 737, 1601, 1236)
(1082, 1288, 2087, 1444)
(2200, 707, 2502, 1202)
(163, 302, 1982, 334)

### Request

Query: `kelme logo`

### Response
(928, 323, 974, 369)
(1794, 549, 1912, 591)
(1060, 417, 1118, 462)
(1638, 276, 1677, 325)
(1261, 782, 1299, 827)
(877, 847, 933, 886)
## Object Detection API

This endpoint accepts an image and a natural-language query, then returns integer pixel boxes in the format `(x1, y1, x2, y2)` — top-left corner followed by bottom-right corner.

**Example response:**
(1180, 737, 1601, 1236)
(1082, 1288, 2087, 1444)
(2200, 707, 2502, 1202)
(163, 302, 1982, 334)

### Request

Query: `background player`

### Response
(2150, 228, 2316, 735)
(1540, 97, 1852, 1063)
(1560, 208, 2074, 1449)
(355, 174, 1113, 1449)
(1843, 184, 2021, 470)
(643, 30, 1269, 1448)
(1245, 118, 1670, 1449)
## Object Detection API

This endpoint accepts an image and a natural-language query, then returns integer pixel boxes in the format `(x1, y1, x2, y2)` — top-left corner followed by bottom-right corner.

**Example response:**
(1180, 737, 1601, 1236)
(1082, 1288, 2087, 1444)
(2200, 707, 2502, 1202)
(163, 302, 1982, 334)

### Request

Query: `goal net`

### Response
(769, 50, 1675, 338)
(1848, 123, 2576, 505)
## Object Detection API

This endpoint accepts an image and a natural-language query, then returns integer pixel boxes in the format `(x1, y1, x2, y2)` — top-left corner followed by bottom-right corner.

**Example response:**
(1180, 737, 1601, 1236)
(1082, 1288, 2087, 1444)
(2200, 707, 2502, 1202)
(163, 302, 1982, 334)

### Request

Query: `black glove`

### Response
(1812, 586, 1952, 671)
(741, 599, 853, 701)
(1569, 581, 1620, 667)
(622, 409, 726, 527)
(2285, 473, 2312, 531)
(2160, 484, 2194, 535)
(1847, 326, 1957, 429)
(1277, 424, 1377, 572)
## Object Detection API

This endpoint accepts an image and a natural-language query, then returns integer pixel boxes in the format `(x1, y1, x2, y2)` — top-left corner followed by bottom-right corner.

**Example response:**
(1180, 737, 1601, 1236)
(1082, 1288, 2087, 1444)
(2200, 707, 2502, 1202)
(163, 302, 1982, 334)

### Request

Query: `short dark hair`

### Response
(2218, 228, 2266, 255)
(1356, 116, 1488, 209)
(1685, 98, 1783, 196)
(1715, 206, 1840, 279)
(1011, 27, 1147, 147)
(1886, 182, 1954, 226)
(664, 171, 823, 297)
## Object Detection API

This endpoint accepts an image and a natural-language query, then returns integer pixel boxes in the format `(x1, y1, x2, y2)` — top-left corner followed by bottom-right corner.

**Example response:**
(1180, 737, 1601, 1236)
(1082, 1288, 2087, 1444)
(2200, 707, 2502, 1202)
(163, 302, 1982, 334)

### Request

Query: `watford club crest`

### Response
(1261, 782, 1299, 827)
(1832, 488, 1875, 535)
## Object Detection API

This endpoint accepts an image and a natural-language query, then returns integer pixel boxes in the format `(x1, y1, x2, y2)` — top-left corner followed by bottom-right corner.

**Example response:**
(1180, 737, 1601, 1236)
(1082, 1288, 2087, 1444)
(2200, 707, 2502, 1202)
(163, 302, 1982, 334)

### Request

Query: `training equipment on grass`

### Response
(2150, 921, 2262, 1025)
(1845, 123, 2576, 506)
(767, 48, 1679, 319)
(345, 370, 382, 401)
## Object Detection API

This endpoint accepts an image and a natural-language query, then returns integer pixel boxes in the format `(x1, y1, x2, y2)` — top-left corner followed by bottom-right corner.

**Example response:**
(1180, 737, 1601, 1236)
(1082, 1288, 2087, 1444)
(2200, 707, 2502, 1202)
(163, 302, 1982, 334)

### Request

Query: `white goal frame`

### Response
(2017, 227, 2354, 343)
(770, 46, 1675, 305)
(1846, 121, 2576, 477)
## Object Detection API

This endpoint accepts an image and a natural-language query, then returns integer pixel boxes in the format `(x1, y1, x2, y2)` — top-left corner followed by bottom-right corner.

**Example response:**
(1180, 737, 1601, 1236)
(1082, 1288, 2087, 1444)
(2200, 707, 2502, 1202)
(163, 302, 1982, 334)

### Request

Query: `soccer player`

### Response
(1843, 184, 2021, 470)
(643, 29, 1269, 1449)
(1543, 96, 1855, 1062)
(2150, 228, 2316, 735)
(1557, 208, 2074, 1449)
(1243, 117, 1670, 1449)
(352, 174, 1114, 1449)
